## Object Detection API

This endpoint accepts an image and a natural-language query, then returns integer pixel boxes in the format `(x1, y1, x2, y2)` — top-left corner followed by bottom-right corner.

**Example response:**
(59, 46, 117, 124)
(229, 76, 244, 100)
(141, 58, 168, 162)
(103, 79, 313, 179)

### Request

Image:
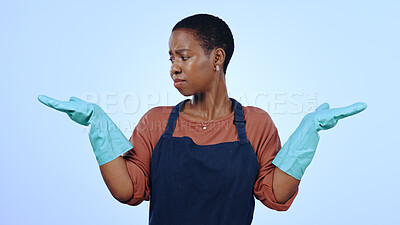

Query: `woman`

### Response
(38, 14, 367, 225)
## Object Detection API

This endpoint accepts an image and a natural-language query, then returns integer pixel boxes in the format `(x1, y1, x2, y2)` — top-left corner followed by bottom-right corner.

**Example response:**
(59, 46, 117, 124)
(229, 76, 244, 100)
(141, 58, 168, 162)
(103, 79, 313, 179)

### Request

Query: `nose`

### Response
(170, 61, 182, 77)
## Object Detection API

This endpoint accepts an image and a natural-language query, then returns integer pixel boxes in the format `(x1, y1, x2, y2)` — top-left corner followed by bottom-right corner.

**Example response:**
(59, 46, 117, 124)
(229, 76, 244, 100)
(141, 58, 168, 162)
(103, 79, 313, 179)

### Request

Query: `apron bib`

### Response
(149, 98, 259, 225)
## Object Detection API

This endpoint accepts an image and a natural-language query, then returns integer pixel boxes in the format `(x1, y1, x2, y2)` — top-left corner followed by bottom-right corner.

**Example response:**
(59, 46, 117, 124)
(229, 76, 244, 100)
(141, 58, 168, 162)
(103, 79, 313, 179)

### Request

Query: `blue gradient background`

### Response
(1, 1, 399, 224)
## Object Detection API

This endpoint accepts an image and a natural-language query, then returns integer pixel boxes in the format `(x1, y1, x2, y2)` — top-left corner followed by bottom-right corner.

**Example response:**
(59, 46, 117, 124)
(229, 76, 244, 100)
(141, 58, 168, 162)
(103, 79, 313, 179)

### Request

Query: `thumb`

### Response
(69, 96, 88, 104)
(315, 102, 330, 112)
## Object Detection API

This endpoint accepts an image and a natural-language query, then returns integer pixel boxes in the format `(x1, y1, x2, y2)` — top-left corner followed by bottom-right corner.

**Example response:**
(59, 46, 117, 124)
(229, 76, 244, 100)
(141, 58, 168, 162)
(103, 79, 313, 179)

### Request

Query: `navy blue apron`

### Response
(149, 98, 259, 225)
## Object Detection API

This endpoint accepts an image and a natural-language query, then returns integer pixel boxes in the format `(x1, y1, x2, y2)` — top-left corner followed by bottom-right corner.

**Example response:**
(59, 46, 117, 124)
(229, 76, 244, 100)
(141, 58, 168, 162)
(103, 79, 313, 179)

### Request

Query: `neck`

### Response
(188, 73, 232, 121)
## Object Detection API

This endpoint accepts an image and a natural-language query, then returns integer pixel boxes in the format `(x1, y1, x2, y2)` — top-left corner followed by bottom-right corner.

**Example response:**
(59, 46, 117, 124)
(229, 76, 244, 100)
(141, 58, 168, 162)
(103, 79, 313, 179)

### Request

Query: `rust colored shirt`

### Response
(121, 104, 298, 211)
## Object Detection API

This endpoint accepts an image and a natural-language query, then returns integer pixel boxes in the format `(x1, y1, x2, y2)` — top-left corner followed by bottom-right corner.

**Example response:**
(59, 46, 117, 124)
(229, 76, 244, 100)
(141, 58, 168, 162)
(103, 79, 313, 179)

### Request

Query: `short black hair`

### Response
(172, 14, 234, 74)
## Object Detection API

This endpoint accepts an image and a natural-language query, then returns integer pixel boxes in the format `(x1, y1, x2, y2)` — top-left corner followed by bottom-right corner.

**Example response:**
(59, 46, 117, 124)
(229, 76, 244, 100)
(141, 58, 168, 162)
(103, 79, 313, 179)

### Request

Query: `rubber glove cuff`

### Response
(87, 104, 133, 166)
(272, 114, 319, 180)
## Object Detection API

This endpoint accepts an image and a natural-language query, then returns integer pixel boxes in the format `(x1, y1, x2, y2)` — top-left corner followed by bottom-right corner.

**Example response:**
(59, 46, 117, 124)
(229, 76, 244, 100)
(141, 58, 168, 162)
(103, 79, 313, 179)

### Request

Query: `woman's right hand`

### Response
(37, 95, 133, 166)
(38, 95, 100, 126)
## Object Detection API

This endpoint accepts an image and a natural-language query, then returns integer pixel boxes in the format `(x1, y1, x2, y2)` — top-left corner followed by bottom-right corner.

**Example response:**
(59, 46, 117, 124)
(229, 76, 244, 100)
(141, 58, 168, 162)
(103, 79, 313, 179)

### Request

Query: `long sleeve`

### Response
(245, 107, 298, 211)
(120, 107, 169, 206)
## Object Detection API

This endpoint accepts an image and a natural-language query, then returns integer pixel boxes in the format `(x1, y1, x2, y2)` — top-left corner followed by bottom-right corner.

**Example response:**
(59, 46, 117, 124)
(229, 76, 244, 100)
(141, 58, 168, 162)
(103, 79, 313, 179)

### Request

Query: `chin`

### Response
(178, 91, 193, 97)
(176, 88, 195, 97)
(175, 84, 204, 97)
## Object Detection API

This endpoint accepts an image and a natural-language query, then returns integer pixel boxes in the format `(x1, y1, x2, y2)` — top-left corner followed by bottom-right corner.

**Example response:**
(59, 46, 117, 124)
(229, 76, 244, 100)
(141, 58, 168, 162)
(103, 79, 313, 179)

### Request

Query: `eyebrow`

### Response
(169, 49, 191, 55)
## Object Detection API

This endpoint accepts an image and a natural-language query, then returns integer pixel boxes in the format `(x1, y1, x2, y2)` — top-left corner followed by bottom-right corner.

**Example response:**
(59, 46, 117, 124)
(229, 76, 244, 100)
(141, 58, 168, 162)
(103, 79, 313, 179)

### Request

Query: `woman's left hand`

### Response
(310, 102, 367, 131)
(272, 102, 367, 180)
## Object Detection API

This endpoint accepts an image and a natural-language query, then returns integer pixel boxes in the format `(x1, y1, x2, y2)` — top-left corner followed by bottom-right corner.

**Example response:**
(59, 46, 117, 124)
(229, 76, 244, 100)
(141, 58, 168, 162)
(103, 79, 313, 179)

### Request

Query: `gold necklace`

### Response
(188, 100, 232, 130)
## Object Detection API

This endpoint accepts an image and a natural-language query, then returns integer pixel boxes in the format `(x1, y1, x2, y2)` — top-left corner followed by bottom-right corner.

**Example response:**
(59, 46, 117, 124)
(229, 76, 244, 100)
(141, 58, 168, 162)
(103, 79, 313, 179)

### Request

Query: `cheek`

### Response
(190, 58, 213, 79)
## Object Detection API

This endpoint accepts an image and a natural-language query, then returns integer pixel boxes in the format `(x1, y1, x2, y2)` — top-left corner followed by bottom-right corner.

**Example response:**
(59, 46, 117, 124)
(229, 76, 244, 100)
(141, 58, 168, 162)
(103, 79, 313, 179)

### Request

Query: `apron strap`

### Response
(164, 99, 189, 137)
(163, 98, 248, 143)
(231, 98, 248, 143)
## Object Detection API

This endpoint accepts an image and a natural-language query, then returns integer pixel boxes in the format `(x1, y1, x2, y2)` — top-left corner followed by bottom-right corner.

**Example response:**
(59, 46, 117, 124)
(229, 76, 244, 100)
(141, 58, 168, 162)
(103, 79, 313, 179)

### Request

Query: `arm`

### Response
(99, 156, 134, 202)
(273, 102, 367, 181)
(272, 167, 300, 204)
(270, 102, 367, 204)
(251, 109, 298, 211)
(38, 95, 135, 202)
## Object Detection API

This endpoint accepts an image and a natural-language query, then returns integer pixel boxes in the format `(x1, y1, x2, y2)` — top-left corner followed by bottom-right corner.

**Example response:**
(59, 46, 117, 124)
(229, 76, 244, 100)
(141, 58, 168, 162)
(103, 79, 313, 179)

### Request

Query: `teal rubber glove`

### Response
(38, 95, 133, 166)
(272, 102, 367, 180)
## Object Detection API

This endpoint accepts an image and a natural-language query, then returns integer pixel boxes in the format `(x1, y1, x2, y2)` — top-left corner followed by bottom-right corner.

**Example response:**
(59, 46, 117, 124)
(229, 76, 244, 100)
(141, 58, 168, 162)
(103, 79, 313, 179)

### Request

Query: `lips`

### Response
(173, 78, 186, 87)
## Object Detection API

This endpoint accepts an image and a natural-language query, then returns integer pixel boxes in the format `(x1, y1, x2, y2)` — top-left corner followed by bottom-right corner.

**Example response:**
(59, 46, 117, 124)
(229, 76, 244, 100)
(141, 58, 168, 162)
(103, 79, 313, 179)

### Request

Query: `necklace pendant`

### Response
(203, 126, 207, 130)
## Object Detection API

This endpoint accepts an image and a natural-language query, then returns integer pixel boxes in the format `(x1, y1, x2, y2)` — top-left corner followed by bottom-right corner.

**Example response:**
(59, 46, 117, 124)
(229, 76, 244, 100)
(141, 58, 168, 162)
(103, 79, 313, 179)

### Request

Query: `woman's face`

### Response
(169, 29, 216, 96)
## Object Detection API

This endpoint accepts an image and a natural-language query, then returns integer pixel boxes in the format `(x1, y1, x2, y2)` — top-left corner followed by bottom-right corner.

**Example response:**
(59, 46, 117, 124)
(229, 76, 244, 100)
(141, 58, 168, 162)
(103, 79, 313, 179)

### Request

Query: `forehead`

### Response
(169, 29, 203, 52)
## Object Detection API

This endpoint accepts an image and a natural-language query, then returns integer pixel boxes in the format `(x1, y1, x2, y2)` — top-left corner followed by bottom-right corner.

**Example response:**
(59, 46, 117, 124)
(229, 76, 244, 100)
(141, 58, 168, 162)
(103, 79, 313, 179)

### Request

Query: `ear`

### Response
(213, 48, 226, 71)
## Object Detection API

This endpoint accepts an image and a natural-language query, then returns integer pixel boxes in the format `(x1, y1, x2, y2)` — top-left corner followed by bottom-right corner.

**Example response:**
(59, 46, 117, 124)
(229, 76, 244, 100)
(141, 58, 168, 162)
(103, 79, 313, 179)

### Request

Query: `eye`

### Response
(182, 56, 190, 61)
(169, 57, 175, 63)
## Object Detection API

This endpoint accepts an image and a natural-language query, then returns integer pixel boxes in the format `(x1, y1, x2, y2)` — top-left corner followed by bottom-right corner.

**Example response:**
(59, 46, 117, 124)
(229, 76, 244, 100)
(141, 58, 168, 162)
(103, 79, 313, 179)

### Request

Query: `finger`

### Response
(37, 95, 73, 113)
(315, 103, 330, 112)
(333, 102, 367, 120)
(38, 95, 60, 107)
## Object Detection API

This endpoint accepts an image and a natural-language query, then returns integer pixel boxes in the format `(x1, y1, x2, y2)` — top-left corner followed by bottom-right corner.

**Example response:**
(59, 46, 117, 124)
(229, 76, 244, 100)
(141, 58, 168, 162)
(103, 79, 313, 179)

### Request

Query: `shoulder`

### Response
(143, 106, 173, 119)
(135, 106, 173, 132)
(243, 106, 276, 129)
(242, 106, 278, 142)
(242, 106, 281, 155)
(243, 106, 271, 117)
